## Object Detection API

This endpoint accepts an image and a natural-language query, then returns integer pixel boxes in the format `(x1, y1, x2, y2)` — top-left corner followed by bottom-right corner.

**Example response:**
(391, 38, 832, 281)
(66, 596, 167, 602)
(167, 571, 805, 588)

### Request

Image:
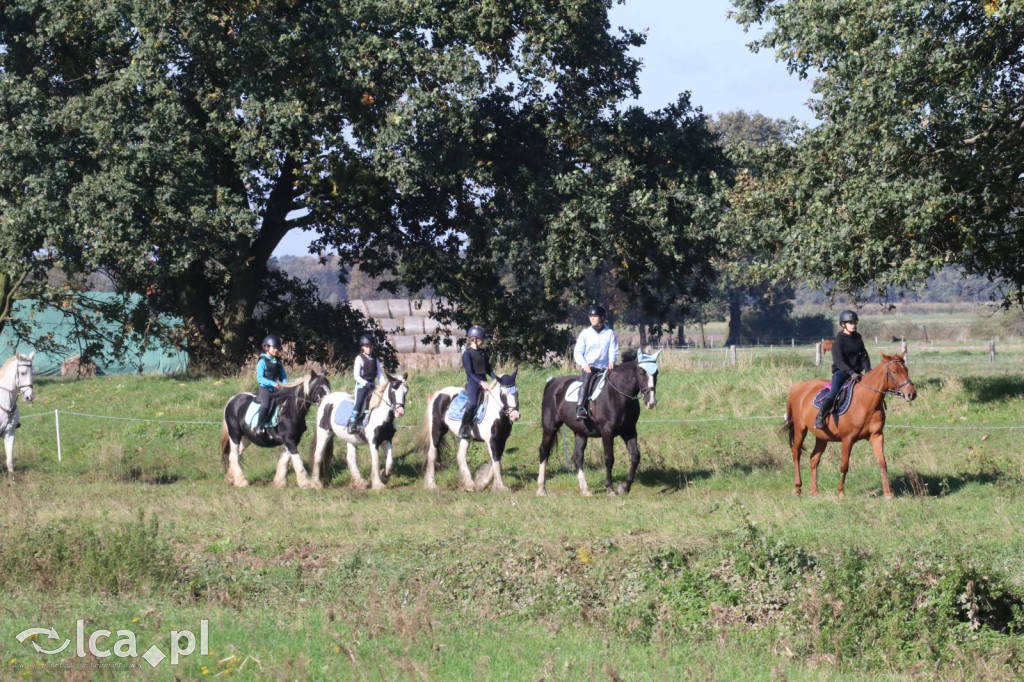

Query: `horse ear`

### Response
(511, 368, 519, 382)
(309, 369, 318, 378)
(27, 351, 34, 361)
(652, 350, 662, 362)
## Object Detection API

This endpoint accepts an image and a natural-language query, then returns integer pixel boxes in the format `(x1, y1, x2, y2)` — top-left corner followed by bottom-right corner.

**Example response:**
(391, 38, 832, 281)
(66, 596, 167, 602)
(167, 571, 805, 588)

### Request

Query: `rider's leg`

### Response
(814, 370, 849, 429)
(255, 387, 274, 437)
(348, 384, 371, 432)
(459, 383, 481, 439)
(576, 370, 596, 418)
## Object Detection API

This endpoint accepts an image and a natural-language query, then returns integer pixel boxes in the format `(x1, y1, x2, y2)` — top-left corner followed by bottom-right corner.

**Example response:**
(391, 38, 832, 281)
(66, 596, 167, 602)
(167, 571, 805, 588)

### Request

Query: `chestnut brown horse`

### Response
(784, 352, 916, 499)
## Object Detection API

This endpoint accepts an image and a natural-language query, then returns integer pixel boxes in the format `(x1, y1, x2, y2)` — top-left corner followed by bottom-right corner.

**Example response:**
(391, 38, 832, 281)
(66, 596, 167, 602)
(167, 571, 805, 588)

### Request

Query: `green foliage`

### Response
(0, 513, 177, 596)
(728, 0, 1024, 304)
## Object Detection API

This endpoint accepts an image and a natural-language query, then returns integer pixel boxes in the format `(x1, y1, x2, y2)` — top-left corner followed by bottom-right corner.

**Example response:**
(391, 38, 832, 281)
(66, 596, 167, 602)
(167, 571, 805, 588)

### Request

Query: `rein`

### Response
(603, 364, 654, 403)
(858, 360, 912, 399)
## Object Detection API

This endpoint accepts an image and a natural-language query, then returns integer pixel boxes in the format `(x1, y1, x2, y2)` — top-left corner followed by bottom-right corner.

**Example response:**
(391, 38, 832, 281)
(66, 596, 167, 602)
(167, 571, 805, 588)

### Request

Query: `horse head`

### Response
(6, 352, 35, 404)
(497, 368, 521, 422)
(881, 352, 916, 402)
(303, 370, 332, 405)
(635, 349, 661, 409)
(385, 372, 408, 418)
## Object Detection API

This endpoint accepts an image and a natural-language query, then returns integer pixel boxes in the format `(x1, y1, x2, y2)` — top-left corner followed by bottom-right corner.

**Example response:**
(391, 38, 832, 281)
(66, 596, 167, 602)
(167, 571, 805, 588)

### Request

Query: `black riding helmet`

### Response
(587, 304, 606, 318)
(839, 310, 859, 324)
(467, 325, 486, 340)
(262, 333, 283, 349)
(358, 333, 375, 348)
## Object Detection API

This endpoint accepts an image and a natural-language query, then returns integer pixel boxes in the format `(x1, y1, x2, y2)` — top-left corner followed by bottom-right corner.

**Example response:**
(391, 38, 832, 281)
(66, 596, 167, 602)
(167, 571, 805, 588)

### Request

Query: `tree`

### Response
(709, 110, 794, 345)
(728, 0, 1024, 302)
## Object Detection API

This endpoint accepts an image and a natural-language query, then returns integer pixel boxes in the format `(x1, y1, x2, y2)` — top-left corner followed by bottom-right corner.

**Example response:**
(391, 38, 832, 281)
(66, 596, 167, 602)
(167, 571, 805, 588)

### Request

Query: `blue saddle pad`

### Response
(244, 400, 280, 429)
(446, 391, 486, 423)
(332, 399, 370, 428)
(812, 380, 855, 417)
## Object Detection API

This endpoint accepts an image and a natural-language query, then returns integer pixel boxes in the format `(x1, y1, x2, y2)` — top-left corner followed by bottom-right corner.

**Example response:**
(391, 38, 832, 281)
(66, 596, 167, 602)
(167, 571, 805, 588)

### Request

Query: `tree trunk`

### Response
(0, 270, 28, 339)
(726, 291, 743, 347)
(639, 323, 647, 348)
(676, 318, 684, 347)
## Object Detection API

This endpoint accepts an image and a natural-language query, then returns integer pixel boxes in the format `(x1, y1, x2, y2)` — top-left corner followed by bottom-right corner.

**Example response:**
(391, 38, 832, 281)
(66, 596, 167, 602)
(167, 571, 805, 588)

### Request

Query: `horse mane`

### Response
(620, 349, 638, 364)
(0, 356, 14, 376)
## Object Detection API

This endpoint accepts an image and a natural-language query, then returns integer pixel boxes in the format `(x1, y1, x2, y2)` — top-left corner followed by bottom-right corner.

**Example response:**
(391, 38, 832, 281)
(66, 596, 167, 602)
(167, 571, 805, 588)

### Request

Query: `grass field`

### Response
(2, 342, 1024, 680)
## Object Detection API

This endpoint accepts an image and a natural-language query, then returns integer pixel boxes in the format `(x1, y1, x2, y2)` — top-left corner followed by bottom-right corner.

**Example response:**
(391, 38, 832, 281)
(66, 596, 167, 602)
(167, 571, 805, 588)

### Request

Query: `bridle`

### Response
(485, 381, 519, 417)
(860, 359, 913, 399)
(0, 357, 33, 418)
(604, 364, 657, 404)
(379, 378, 407, 412)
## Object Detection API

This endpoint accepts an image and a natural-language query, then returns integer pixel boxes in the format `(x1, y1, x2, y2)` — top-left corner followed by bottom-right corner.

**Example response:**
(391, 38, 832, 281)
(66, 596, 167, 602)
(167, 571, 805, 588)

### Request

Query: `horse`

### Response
(0, 353, 35, 475)
(306, 373, 409, 489)
(536, 349, 660, 496)
(419, 370, 521, 492)
(784, 351, 916, 499)
(220, 371, 331, 489)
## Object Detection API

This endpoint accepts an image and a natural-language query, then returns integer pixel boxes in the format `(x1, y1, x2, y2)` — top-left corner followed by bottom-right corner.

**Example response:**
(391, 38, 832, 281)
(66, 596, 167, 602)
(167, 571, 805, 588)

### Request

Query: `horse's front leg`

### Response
(869, 431, 893, 499)
(482, 436, 509, 493)
(573, 434, 591, 497)
(617, 430, 641, 496)
(368, 440, 386, 490)
(381, 440, 395, 481)
(272, 450, 291, 488)
(346, 442, 369, 489)
(455, 436, 476, 492)
(4, 427, 15, 475)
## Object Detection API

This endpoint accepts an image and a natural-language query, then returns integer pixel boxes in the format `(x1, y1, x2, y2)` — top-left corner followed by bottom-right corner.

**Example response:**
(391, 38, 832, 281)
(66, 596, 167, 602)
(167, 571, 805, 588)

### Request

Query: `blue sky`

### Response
(274, 0, 814, 257)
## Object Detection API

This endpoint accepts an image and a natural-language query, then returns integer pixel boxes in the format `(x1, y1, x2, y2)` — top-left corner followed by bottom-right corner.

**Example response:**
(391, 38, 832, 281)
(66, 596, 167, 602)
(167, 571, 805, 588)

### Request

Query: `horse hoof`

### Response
(308, 479, 324, 490)
(371, 482, 387, 491)
(792, 488, 802, 496)
(493, 484, 510, 493)
(581, 490, 593, 498)
(617, 483, 630, 495)
(424, 483, 438, 491)
(350, 479, 370, 490)
(236, 479, 250, 488)
(536, 488, 547, 497)
(272, 478, 287, 488)
(459, 482, 477, 492)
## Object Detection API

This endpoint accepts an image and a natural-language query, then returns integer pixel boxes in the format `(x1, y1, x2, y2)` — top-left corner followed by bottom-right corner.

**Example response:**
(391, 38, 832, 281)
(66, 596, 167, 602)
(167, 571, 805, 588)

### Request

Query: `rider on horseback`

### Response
(814, 310, 871, 430)
(255, 333, 287, 438)
(348, 333, 384, 433)
(573, 304, 619, 419)
(459, 325, 498, 439)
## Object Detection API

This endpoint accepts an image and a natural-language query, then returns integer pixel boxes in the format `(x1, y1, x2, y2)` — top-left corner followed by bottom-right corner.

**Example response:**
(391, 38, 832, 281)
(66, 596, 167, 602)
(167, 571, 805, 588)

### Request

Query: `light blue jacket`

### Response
(573, 325, 619, 369)
(256, 355, 287, 390)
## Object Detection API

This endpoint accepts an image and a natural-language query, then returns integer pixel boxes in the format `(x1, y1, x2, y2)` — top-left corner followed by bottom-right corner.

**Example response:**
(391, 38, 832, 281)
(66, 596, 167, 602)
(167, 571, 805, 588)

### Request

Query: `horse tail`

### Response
(220, 422, 230, 472)
(780, 395, 795, 448)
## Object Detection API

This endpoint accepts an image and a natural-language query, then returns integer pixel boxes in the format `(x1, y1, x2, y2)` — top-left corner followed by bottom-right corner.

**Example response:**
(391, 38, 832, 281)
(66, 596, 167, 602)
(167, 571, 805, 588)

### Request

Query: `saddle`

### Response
(565, 371, 608, 405)
(445, 391, 487, 424)
(812, 378, 857, 422)
(332, 398, 371, 429)
(244, 401, 280, 429)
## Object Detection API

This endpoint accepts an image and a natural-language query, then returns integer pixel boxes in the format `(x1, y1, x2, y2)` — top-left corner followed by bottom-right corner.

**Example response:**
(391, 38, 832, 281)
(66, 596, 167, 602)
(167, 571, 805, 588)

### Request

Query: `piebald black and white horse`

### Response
(306, 373, 409, 489)
(0, 353, 35, 475)
(220, 371, 331, 488)
(419, 370, 521, 492)
(537, 350, 660, 496)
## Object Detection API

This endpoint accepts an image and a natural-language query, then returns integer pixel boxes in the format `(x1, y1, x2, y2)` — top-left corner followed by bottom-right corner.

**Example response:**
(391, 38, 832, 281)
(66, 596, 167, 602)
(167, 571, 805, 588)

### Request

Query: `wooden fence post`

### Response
(815, 342, 822, 367)
(990, 339, 996, 363)
(730, 345, 737, 366)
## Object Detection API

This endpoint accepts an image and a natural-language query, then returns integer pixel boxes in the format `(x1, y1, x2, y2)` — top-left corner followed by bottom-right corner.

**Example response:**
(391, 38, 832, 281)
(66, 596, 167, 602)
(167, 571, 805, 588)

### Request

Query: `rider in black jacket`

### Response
(814, 310, 872, 429)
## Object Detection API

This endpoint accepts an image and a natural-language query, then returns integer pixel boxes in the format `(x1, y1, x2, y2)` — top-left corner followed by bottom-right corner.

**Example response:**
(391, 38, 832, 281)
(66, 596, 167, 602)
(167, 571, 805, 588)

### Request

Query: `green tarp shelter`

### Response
(0, 293, 187, 376)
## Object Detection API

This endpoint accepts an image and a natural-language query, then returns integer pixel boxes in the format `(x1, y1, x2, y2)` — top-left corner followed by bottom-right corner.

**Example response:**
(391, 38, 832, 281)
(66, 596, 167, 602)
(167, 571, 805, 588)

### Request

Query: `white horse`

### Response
(420, 370, 521, 492)
(307, 373, 408, 489)
(0, 353, 35, 475)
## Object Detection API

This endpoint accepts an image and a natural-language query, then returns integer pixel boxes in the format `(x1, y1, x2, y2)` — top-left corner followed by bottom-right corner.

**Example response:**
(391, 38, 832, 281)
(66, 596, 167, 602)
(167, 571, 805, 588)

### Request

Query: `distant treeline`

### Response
(795, 267, 1003, 306)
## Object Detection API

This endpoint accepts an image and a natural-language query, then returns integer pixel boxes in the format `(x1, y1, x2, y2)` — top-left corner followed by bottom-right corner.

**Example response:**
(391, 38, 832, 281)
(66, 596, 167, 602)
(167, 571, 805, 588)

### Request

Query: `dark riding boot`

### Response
(347, 411, 361, 434)
(575, 400, 589, 419)
(458, 411, 475, 440)
(813, 408, 828, 430)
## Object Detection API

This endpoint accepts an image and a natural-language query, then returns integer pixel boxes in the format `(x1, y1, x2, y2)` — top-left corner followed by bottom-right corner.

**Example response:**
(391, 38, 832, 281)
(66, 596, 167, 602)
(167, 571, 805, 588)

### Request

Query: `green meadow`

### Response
(2, 341, 1024, 680)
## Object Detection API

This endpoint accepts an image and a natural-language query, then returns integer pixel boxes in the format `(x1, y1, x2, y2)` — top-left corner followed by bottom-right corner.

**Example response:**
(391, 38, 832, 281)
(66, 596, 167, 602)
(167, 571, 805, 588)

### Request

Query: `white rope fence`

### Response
(18, 406, 1024, 464)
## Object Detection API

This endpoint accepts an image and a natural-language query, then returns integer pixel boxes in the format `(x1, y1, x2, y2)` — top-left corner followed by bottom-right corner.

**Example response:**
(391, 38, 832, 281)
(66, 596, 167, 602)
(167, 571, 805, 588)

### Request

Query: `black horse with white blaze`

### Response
(537, 350, 661, 496)
(220, 371, 331, 488)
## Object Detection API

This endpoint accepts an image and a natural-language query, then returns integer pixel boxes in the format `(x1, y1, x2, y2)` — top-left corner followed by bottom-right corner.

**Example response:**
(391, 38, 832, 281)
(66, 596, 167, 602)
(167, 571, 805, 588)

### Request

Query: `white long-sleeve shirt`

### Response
(573, 325, 619, 369)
